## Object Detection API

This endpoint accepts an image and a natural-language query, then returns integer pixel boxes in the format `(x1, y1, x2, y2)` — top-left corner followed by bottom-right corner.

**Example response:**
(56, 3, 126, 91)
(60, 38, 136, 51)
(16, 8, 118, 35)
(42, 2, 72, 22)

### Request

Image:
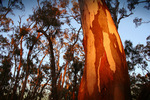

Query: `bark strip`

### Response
(78, 0, 131, 100)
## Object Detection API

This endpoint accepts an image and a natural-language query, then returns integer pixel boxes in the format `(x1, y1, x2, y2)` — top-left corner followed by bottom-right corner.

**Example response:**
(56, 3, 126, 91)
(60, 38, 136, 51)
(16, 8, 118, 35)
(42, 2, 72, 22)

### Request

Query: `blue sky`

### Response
(6, 0, 149, 46)
(3, 0, 150, 74)
(118, 3, 150, 46)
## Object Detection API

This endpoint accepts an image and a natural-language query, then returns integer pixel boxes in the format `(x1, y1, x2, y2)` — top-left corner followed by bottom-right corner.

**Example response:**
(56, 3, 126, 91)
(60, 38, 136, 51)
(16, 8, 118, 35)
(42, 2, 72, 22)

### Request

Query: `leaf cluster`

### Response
(30, 1, 61, 28)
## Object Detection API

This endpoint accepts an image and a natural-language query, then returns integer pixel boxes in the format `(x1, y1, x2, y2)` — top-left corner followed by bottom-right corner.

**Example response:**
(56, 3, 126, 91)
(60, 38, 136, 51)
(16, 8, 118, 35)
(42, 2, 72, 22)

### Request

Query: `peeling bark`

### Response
(78, 0, 131, 100)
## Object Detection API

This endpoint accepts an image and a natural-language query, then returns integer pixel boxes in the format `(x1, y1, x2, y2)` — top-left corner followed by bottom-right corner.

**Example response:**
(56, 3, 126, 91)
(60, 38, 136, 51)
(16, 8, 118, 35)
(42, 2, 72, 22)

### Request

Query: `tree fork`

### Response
(78, 0, 131, 100)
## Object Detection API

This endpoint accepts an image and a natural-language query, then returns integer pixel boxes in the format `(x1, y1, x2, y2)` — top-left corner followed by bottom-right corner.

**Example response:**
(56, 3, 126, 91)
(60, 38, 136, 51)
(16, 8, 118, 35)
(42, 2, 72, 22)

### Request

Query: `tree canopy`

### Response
(0, 0, 149, 100)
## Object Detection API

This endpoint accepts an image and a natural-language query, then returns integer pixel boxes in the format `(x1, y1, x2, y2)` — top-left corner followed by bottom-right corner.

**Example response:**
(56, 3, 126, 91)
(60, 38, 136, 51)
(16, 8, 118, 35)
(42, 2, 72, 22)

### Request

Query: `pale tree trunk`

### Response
(78, 0, 131, 100)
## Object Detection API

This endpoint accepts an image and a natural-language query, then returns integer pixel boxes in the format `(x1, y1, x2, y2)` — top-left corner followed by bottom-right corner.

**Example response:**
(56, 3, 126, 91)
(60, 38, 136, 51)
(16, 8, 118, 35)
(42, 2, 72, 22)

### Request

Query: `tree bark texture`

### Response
(78, 0, 131, 100)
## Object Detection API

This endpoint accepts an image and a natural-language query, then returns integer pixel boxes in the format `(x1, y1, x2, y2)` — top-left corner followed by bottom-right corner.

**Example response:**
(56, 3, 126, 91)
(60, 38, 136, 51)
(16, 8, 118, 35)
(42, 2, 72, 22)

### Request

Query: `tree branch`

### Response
(117, 12, 133, 26)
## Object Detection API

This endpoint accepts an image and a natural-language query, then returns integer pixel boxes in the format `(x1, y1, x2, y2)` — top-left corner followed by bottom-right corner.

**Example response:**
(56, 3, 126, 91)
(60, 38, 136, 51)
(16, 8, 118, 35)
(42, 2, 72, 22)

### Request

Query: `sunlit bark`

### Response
(78, 0, 131, 100)
(11, 18, 24, 99)
(11, 35, 23, 100)
(20, 33, 42, 100)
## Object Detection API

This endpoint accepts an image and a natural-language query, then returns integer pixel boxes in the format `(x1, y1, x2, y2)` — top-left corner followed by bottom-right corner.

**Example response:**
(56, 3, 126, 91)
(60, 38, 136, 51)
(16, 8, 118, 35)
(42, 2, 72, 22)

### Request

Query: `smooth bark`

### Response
(78, 0, 131, 100)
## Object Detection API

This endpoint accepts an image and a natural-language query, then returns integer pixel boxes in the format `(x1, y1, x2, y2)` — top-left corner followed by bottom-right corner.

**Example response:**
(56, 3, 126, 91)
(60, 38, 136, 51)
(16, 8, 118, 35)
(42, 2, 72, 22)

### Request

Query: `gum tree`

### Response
(78, 0, 131, 99)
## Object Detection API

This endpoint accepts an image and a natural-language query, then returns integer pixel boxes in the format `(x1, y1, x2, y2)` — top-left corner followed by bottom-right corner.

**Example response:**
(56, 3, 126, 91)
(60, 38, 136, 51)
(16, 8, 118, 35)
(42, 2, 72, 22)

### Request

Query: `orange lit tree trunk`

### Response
(11, 36, 23, 100)
(20, 33, 42, 100)
(78, 0, 131, 100)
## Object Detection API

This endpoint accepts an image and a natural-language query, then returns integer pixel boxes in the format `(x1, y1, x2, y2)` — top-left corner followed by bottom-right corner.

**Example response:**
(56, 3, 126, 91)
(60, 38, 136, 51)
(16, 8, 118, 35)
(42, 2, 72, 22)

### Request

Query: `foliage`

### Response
(127, 0, 150, 26)
(106, 0, 150, 29)
(0, 56, 12, 100)
(30, 0, 61, 28)
(0, 0, 24, 32)
(124, 37, 150, 100)
(0, 0, 149, 100)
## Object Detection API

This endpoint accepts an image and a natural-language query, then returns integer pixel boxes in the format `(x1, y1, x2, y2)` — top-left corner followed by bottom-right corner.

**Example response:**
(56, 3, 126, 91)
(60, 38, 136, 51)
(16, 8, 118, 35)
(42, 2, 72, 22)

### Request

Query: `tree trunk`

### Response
(20, 33, 42, 100)
(37, 29, 58, 100)
(11, 36, 23, 100)
(48, 37, 58, 100)
(78, 0, 131, 100)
